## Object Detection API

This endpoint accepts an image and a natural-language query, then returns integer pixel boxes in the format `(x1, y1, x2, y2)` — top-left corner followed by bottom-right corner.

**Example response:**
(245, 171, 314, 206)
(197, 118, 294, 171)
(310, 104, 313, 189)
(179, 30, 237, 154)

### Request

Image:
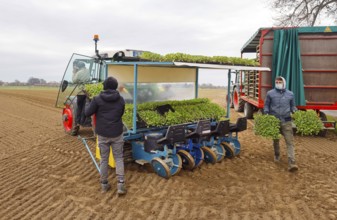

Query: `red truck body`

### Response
(231, 26, 337, 134)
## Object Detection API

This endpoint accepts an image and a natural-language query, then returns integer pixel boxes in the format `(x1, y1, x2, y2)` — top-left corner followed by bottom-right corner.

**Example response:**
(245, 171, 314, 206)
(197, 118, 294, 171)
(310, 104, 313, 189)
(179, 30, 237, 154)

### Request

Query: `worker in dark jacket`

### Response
(85, 76, 126, 194)
(264, 76, 298, 172)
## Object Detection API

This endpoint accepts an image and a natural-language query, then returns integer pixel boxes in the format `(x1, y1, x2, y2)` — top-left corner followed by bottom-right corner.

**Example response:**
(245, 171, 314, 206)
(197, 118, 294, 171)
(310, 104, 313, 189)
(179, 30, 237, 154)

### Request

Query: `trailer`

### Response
(55, 35, 270, 178)
(230, 26, 337, 136)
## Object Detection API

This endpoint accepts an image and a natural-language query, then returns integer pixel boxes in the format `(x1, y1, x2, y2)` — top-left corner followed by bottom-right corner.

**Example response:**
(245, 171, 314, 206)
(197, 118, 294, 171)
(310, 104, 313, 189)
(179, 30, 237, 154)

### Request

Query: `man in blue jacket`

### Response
(264, 76, 298, 172)
(85, 76, 127, 194)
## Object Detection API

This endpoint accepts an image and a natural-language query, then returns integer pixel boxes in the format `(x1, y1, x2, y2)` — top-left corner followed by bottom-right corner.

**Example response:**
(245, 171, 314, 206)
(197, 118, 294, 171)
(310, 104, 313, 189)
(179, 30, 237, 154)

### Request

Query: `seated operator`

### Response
(72, 61, 90, 84)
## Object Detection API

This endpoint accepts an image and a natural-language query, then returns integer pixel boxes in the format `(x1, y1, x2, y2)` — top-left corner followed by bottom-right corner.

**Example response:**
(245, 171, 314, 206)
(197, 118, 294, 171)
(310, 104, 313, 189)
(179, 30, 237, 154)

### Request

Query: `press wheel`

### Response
(221, 142, 235, 158)
(178, 150, 195, 170)
(215, 144, 225, 162)
(169, 154, 182, 176)
(151, 157, 171, 179)
(201, 146, 217, 164)
(194, 147, 204, 168)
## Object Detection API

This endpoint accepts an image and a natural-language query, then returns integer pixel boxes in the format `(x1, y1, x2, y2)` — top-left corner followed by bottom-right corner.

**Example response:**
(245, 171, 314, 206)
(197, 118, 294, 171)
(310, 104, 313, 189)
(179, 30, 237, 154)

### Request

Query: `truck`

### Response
(229, 26, 337, 136)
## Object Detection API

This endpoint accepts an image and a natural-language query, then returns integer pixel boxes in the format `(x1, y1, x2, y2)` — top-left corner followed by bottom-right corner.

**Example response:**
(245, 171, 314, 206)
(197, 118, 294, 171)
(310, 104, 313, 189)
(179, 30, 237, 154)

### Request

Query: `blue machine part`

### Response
(177, 150, 195, 170)
(131, 141, 168, 162)
(202, 137, 225, 163)
(176, 139, 205, 168)
(201, 146, 217, 164)
(167, 154, 182, 176)
(194, 147, 204, 167)
(221, 138, 241, 158)
(151, 157, 171, 179)
(131, 132, 182, 178)
(214, 144, 225, 162)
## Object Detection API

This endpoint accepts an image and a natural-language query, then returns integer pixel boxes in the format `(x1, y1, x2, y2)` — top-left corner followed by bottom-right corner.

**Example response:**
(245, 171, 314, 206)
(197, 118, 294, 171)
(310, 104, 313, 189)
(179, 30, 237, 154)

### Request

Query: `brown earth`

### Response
(0, 88, 337, 220)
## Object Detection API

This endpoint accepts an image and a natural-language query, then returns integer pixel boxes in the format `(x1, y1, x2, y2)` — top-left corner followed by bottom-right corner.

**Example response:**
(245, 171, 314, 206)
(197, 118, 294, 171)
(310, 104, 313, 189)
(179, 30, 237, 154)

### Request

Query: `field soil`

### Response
(1, 88, 337, 220)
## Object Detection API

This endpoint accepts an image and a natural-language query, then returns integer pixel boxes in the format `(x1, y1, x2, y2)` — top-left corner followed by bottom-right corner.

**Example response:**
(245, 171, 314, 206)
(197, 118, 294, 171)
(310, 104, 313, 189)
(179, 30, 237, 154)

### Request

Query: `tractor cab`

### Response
(56, 53, 104, 109)
(56, 53, 105, 135)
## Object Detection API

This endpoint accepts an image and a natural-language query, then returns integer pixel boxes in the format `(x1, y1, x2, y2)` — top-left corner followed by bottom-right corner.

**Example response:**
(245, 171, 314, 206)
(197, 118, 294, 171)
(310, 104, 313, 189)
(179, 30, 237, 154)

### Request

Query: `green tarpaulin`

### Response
(272, 29, 306, 106)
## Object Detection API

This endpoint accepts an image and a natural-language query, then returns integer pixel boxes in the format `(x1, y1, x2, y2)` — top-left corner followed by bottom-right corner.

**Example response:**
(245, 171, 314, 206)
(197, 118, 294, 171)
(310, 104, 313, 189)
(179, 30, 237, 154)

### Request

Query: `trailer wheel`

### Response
(62, 104, 79, 136)
(318, 111, 327, 137)
(233, 89, 244, 112)
(151, 157, 171, 179)
(177, 150, 195, 170)
(244, 102, 254, 119)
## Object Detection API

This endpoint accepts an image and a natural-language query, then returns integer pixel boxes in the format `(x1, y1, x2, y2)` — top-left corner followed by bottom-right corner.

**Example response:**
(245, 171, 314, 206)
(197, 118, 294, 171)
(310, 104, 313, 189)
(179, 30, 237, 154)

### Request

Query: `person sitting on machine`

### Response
(72, 61, 90, 84)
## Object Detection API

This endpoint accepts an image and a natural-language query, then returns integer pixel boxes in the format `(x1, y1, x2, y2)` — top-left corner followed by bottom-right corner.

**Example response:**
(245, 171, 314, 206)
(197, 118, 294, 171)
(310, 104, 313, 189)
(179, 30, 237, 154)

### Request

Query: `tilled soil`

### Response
(0, 88, 336, 220)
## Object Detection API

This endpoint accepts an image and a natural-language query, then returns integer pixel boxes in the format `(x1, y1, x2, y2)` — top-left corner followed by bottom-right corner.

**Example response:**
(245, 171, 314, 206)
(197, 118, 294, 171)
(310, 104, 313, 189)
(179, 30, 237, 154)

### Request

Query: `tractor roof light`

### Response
(93, 34, 99, 42)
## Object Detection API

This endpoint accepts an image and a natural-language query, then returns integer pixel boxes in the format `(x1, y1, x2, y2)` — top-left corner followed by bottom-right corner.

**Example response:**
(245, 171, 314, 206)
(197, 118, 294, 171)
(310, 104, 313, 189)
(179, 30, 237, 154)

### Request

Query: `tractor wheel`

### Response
(318, 111, 327, 137)
(233, 89, 244, 112)
(177, 150, 195, 170)
(201, 146, 217, 164)
(168, 154, 182, 176)
(62, 104, 79, 136)
(151, 157, 171, 179)
(244, 102, 254, 119)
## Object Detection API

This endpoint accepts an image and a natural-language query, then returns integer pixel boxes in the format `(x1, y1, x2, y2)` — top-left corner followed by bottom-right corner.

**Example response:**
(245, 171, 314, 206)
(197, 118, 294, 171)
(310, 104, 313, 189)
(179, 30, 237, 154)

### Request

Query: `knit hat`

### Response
(103, 76, 118, 90)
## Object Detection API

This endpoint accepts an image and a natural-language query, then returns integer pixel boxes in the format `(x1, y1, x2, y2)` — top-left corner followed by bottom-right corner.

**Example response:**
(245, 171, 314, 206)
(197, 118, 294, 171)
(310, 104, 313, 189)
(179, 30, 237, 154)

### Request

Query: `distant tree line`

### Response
(199, 83, 226, 89)
(0, 77, 60, 87)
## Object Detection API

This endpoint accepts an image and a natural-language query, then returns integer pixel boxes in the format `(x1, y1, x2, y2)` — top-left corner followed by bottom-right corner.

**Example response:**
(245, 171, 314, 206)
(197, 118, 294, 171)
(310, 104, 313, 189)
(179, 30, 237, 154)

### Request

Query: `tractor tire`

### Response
(62, 100, 79, 136)
(244, 102, 254, 119)
(233, 89, 244, 112)
(318, 111, 327, 137)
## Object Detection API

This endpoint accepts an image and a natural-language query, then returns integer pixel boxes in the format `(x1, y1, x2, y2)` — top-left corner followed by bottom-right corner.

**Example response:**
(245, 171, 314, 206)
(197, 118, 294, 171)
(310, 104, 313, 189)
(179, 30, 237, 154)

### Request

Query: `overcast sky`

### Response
(1, 0, 275, 84)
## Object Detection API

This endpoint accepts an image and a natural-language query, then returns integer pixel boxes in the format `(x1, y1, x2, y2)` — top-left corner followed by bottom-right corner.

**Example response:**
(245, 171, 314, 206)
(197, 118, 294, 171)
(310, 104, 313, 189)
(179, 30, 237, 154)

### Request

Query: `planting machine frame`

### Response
(56, 36, 270, 178)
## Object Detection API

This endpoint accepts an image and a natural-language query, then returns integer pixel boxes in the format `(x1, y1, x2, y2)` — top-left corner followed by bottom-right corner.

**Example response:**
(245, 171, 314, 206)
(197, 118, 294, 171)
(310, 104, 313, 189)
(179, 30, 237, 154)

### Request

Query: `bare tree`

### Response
(269, 0, 337, 26)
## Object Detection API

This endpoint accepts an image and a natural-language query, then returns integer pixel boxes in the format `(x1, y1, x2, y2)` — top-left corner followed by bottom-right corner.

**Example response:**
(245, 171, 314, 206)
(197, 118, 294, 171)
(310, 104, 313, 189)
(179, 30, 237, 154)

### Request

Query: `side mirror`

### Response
(61, 80, 68, 92)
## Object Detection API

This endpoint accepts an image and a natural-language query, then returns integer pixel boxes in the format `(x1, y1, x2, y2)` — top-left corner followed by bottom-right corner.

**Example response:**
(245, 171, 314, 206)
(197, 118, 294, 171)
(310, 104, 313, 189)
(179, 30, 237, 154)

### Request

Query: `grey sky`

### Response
(1, 0, 274, 84)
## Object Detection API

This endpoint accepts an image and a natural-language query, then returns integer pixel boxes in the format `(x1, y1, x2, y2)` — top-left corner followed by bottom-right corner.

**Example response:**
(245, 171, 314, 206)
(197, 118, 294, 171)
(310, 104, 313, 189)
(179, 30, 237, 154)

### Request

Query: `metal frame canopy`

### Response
(105, 61, 270, 133)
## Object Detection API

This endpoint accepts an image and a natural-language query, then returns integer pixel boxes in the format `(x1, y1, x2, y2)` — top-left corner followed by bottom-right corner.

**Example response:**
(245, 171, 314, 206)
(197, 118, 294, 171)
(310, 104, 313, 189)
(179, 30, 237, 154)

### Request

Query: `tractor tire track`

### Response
(0, 89, 337, 219)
